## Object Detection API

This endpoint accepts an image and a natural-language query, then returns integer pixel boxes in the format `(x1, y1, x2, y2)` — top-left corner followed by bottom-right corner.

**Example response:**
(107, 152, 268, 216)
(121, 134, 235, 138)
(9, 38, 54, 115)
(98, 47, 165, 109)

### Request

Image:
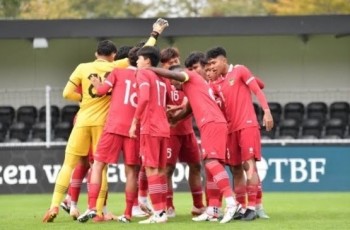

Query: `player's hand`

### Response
(90, 75, 99, 85)
(129, 123, 137, 138)
(167, 104, 183, 113)
(152, 18, 169, 34)
(263, 109, 274, 131)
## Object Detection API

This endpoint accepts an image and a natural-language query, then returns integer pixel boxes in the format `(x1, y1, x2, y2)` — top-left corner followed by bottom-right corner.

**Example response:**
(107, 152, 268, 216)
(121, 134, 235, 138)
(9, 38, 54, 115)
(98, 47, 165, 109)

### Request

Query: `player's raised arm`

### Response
(147, 66, 189, 83)
(113, 18, 169, 68)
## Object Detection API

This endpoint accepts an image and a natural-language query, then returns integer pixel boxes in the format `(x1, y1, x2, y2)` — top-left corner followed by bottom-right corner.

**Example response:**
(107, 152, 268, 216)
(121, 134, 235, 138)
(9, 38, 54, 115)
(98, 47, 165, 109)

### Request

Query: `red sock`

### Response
(69, 162, 90, 203)
(133, 197, 138, 206)
(190, 185, 204, 208)
(256, 181, 262, 206)
(160, 174, 168, 210)
(247, 184, 258, 209)
(206, 168, 221, 207)
(166, 183, 174, 209)
(138, 167, 148, 197)
(88, 183, 101, 210)
(148, 175, 165, 212)
(125, 191, 137, 219)
(205, 160, 233, 198)
(234, 185, 247, 209)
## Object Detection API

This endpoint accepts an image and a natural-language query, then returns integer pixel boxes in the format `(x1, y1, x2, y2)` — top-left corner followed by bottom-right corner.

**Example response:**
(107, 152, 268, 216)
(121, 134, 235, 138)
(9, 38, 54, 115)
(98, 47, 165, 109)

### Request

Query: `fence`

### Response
(0, 86, 350, 148)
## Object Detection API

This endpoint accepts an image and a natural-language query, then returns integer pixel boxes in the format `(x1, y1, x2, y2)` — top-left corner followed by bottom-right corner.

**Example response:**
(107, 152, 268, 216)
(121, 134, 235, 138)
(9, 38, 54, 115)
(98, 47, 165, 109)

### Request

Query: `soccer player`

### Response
(42, 18, 169, 223)
(77, 47, 141, 223)
(129, 46, 171, 224)
(184, 52, 223, 221)
(160, 47, 205, 218)
(147, 65, 241, 224)
(206, 46, 273, 221)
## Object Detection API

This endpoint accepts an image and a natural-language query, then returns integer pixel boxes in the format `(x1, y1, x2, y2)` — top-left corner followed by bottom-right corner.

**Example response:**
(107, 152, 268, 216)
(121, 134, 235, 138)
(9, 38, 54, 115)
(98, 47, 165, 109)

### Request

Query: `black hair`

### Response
(115, 45, 133, 60)
(128, 47, 140, 67)
(184, 51, 207, 68)
(206, 46, 227, 59)
(137, 46, 160, 67)
(160, 47, 180, 63)
(96, 40, 117, 56)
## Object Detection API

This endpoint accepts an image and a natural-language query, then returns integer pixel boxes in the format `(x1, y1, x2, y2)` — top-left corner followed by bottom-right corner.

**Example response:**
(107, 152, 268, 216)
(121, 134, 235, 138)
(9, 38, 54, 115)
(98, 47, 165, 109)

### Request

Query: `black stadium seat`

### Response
(284, 102, 305, 125)
(268, 102, 282, 125)
(9, 122, 30, 142)
(278, 118, 299, 139)
(0, 122, 7, 142)
(0, 106, 15, 129)
(324, 118, 346, 138)
(32, 122, 47, 141)
(61, 105, 79, 125)
(306, 102, 328, 123)
(261, 127, 276, 139)
(329, 101, 350, 125)
(39, 105, 60, 126)
(17, 105, 38, 128)
(301, 118, 323, 139)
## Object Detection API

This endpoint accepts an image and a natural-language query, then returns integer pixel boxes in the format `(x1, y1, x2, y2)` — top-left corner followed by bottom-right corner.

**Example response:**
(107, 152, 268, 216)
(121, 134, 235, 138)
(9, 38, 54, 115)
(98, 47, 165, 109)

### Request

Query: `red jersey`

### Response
(209, 76, 226, 116)
(182, 70, 226, 129)
(96, 66, 138, 136)
(134, 69, 170, 137)
(220, 64, 269, 133)
(168, 85, 194, 135)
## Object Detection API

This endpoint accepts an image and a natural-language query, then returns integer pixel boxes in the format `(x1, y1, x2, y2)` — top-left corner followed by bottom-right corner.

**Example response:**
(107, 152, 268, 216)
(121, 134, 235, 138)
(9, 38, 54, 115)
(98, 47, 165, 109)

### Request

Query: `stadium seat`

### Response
(0, 106, 15, 129)
(32, 122, 47, 141)
(0, 122, 7, 142)
(61, 105, 79, 125)
(17, 105, 38, 128)
(9, 122, 30, 142)
(306, 102, 328, 123)
(39, 105, 60, 126)
(278, 118, 299, 139)
(324, 118, 346, 138)
(260, 127, 276, 139)
(268, 102, 282, 125)
(329, 101, 350, 125)
(301, 118, 323, 139)
(54, 121, 73, 141)
(284, 102, 305, 125)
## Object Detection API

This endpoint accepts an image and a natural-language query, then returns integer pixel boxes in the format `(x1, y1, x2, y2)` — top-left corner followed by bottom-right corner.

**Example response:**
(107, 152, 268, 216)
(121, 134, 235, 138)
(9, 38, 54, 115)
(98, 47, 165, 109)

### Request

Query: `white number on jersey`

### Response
(124, 79, 137, 108)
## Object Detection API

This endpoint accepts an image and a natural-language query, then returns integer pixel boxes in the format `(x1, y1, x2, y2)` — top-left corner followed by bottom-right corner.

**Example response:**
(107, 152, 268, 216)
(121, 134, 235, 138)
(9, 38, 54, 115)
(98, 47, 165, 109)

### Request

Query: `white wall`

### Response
(0, 35, 349, 107)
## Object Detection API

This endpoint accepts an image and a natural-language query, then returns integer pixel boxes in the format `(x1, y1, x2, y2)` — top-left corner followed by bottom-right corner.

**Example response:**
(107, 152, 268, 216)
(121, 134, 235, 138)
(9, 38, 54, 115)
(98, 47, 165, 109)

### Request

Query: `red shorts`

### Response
(226, 126, 261, 166)
(200, 122, 227, 161)
(140, 134, 168, 168)
(94, 131, 140, 165)
(167, 133, 201, 166)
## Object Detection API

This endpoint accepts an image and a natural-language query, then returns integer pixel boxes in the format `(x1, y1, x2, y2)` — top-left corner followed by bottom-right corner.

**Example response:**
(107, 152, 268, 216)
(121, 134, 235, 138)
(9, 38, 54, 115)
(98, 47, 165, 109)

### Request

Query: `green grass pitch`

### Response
(1, 192, 350, 230)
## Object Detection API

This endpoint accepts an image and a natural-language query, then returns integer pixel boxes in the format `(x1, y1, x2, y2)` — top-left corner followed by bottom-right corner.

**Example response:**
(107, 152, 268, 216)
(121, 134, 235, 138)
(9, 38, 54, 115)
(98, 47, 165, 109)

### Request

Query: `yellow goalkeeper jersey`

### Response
(68, 58, 129, 127)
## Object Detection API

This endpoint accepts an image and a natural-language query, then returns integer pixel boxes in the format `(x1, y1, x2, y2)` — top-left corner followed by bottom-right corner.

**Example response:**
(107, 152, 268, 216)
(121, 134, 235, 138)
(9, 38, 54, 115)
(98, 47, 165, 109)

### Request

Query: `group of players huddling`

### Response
(42, 18, 274, 224)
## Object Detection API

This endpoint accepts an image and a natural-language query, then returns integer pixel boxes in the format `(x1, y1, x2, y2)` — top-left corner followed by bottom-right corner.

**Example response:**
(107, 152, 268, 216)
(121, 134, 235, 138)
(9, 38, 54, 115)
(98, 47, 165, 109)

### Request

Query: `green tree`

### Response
(17, 0, 149, 19)
(263, 0, 350, 15)
(142, 0, 205, 17)
(203, 0, 267, 17)
(0, 0, 23, 18)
